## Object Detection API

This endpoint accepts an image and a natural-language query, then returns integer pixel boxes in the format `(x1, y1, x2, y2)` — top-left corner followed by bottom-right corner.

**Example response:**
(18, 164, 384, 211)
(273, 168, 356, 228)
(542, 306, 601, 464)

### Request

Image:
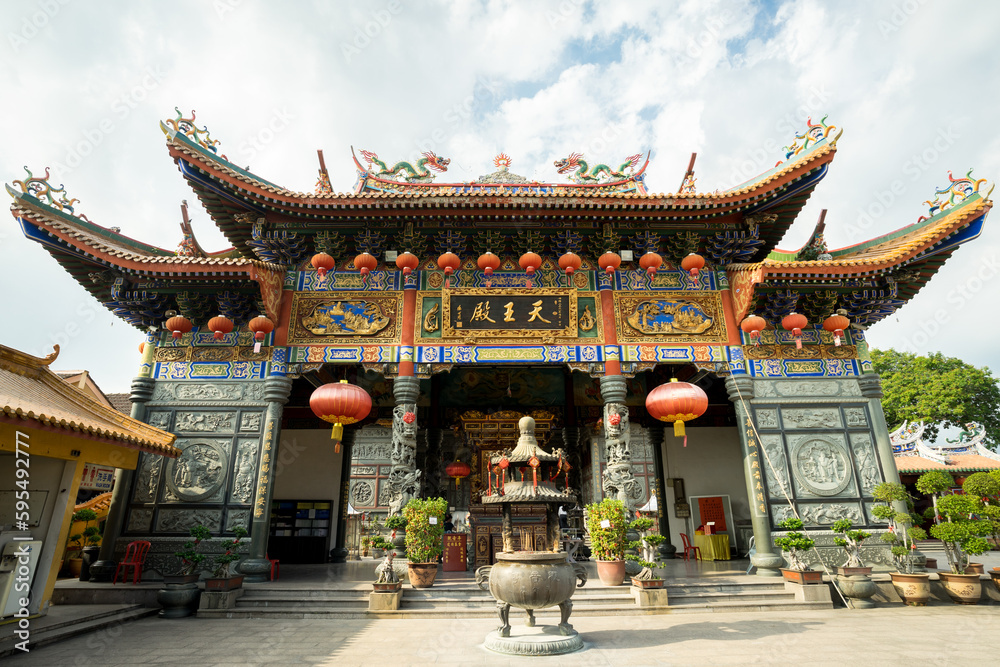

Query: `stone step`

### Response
(402, 593, 635, 609)
(669, 591, 796, 604)
(236, 597, 370, 609)
(0, 605, 156, 658)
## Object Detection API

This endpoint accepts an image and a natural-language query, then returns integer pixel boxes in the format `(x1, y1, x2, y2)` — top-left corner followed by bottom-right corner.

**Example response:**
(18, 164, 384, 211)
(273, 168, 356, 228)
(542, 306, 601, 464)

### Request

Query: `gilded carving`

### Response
(192, 347, 235, 362)
(442, 288, 579, 340)
(302, 300, 391, 335)
(625, 299, 713, 335)
(288, 292, 401, 344)
(614, 291, 726, 343)
(578, 305, 595, 331)
(423, 302, 440, 333)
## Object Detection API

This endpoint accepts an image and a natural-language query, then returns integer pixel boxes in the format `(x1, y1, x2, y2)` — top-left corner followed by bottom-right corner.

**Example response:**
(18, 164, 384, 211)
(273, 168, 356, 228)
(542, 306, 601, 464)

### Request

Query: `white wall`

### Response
(660, 427, 749, 554)
(272, 429, 345, 553)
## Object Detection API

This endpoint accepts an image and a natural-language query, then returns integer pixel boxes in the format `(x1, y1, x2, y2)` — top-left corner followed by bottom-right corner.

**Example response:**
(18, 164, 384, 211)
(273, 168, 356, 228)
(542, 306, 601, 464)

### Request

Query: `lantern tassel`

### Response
(331, 422, 343, 441)
(795, 337, 803, 350)
(674, 420, 688, 447)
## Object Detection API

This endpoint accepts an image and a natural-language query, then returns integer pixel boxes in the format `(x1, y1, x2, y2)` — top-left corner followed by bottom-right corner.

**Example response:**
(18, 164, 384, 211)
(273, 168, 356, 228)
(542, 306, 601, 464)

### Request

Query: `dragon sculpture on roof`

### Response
(554, 152, 642, 184)
(359, 149, 450, 183)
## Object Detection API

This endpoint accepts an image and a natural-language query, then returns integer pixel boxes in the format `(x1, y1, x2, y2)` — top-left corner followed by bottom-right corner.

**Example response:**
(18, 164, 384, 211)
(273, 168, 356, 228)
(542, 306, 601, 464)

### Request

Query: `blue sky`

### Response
(2, 0, 999, 396)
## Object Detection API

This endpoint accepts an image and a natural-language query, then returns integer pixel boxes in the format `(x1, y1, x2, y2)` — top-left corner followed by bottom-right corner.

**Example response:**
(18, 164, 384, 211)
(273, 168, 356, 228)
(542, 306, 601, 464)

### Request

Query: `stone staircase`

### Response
(199, 576, 831, 619)
(0, 604, 156, 658)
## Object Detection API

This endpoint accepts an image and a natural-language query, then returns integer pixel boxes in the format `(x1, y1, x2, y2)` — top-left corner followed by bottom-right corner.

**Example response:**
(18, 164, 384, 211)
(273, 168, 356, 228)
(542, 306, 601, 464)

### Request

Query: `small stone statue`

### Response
(375, 551, 399, 584)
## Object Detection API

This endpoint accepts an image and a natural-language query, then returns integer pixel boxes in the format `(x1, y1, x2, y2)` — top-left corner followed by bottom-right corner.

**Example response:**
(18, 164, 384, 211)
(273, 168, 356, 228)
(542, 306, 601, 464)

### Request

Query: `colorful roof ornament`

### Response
(358, 148, 450, 183)
(778, 115, 840, 165)
(921, 169, 990, 221)
(554, 152, 642, 185)
(9, 166, 80, 215)
(162, 108, 225, 158)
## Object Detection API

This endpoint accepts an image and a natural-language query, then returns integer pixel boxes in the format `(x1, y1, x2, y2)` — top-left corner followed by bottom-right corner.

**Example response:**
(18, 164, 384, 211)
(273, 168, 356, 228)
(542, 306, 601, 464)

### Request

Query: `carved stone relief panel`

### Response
(755, 408, 779, 430)
(133, 454, 163, 503)
(151, 381, 261, 403)
(226, 508, 251, 531)
(127, 509, 153, 533)
(352, 440, 392, 462)
(174, 411, 235, 433)
(240, 412, 263, 432)
(787, 433, 855, 498)
(350, 480, 377, 507)
(759, 435, 790, 499)
(163, 439, 230, 503)
(850, 433, 882, 496)
(865, 502, 890, 525)
(155, 508, 223, 533)
(780, 408, 842, 429)
(230, 438, 259, 505)
(147, 411, 172, 430)
(844, 407, 868, 428)
(753, 379, 862, 399)
(796, 502, 864, 527)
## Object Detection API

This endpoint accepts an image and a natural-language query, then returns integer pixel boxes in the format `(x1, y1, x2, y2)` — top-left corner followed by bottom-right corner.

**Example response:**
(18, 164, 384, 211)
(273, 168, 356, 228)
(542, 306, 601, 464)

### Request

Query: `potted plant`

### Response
(917, 471, 990, 604)
(360, 535, 372, 558)
(158, 524, 210, 618)
(65, 509, 100, 580)
(585, 498, 628, 586)
(627, 514, 665, 589)
(372, 544, 402, 593)
(385, 514, 408, 557)
(959, 472, 1000, 574)
(774, 517, 822, 584)
(403, 497, 447, 588)
(831, 518, 876, 607)
(205, 526, 248, 592)
(872, 482, 929, 605)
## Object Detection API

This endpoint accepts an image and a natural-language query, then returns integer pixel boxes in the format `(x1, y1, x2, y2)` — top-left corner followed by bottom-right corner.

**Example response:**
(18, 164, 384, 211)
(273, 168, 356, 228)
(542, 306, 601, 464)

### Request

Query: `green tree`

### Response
(870, 349, 1000, 449)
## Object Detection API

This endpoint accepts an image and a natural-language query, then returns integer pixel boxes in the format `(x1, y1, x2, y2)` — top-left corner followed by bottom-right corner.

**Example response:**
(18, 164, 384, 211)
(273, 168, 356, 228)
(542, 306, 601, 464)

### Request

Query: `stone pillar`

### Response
(599, 375, 642, 516)
(329, 429, 356, 563)
(725, 375, 784, 577)
(386, 376, 421, 516)
(647, 425, 676, 559)
(89, 375, 156, 581)
(857, 374, 903, 486)
(239, 375, 293, 581)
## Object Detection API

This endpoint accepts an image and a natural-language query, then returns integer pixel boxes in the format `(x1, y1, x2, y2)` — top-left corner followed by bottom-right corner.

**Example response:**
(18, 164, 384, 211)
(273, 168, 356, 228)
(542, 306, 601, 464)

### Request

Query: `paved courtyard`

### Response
(6, 605, 998, 666)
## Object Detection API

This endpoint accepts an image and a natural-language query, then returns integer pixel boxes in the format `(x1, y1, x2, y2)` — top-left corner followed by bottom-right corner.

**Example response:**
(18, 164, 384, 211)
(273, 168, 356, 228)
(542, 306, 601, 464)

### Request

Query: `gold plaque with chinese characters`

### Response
(441, 288, 578, 340)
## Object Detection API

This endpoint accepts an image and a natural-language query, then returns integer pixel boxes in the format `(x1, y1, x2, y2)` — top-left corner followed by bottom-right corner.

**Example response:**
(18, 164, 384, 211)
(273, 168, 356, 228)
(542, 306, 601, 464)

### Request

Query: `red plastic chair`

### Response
(113, 540, 151, 584)
(680, 533, 702, 562)
(267, 553, 280, 581)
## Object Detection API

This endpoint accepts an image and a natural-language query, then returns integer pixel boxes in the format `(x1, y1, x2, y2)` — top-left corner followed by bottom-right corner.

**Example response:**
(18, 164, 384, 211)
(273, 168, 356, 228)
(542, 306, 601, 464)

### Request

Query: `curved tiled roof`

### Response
(895, 453, 1000, 473)
(0, 345, 178, 457)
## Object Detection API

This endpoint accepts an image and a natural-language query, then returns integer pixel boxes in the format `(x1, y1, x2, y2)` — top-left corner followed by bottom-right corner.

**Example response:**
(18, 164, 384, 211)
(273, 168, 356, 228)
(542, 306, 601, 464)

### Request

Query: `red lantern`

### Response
(395, 251, 419, 276)
(558, 252, 582, 286)
(740, 315, 767, 346)
(519, 251, 542, 288)
(309, 379, 372, 453)
(598, 251, 622, 276)
(445, 460, 472, 488)
(478, 251, 501, 287)
(782, 312, 809, 349)
(248, 315, 274, 353)
(311, 252, 336, 283)
(437, 252, 461, 288)
(164, 315, 192, 341)
(354, 252, 378, 286)
(207, 316, 234, 342)
(823, 313, 850, 347)
(138, 341, 146, 355)
(639, 251, 663, 278)
(681, 253, 705, 279)
(646, 378, 709, 447)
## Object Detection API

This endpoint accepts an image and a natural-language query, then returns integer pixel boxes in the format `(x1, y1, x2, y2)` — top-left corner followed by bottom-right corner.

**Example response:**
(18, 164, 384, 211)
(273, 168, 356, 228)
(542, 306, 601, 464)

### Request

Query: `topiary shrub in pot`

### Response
(831, 519, 876, 608)
(403, 497, 447, 588)
(774, 517, 821, 584)
(872, 482, 929, 605)
(385, 514, 408, 556)
(158, 524, 211, 618)
(627, 514, 664, 589)
(585, 498, 628, 586)
(206, 526, 248, 592)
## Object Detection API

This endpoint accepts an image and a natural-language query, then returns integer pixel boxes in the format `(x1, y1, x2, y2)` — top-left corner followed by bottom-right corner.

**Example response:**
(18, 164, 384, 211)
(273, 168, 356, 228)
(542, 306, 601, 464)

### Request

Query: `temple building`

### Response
(5, 109, 993, 581)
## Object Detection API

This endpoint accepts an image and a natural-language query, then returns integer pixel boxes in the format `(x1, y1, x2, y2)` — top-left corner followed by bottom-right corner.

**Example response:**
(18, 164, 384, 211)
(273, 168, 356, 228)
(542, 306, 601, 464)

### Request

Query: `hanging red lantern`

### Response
(558, 252, 582, 285)
(519, 251, 542, 288)
(395, 251, 419, 276)
(164, 315, 193, 341)
(354, 252, 378, 287)
(207, 316, 234, 342)
(598, 251, 622, 276)
(646, 378, 709, 447)
(823, 312, 851, 347)
(445, 460, 472, 488)
(309, 379, 372, 453)
(639, 251, 663, 278)
(478, 251, 501, 287)
(681, 253, 705, 279)
(781, 312, 809, 349)
(740, 315, 767, 346)
(248, 315, 275, 353)
(437, 252, 461, 288)
(311, 252, 336, 283)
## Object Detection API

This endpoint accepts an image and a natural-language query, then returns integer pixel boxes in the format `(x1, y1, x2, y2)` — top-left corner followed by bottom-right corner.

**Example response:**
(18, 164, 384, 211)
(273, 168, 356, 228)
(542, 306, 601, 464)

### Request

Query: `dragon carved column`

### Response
(599, 375, 643, 516)
(386, 376, 421, 517)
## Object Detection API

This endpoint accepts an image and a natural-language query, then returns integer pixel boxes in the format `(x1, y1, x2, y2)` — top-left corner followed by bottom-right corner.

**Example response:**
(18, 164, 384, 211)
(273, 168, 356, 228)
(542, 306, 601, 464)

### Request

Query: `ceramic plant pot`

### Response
(836, 573, 877, 609)
(204, 575, 244, 592)
(890, 572, 930, 606)
(372, 581, 402, 593)
(964, 562, 985, 575)
(938, 572, 982, 605)
(781, 568, 823, 585)
(989, 568, 1000, 594)
(407, 562, 439, 588)
(835, 566, 872, 577)
(630, 577, 664, 589)
(157, 582, 201, 618)
(596, 560, 627, 586)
